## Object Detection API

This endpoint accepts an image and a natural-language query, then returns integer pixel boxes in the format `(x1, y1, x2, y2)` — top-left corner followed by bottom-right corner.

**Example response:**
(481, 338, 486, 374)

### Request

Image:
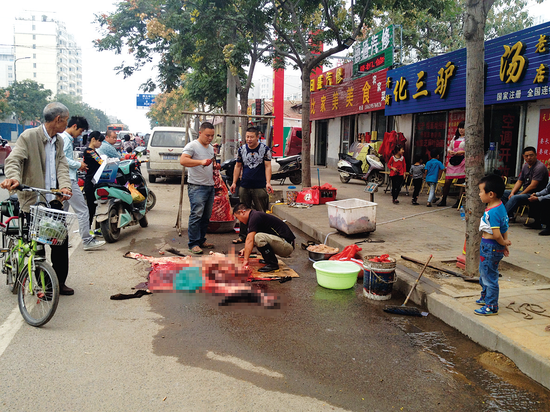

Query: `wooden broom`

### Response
(384, 255, 432, 316)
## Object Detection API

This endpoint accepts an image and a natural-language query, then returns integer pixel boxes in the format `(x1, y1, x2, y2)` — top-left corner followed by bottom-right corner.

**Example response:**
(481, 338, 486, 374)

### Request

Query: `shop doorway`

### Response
(484, 105, 522, 177)
(341, 115, 356, 154)
(315, 120, 328, 166)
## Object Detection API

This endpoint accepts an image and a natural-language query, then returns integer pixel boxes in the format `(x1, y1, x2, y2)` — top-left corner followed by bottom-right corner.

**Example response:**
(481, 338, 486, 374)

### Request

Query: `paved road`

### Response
(0, 174, 548, 411)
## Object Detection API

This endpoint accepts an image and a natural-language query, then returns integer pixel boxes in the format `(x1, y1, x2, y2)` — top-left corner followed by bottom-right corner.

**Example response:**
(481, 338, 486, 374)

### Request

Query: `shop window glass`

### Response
(413, 113, 447, 163)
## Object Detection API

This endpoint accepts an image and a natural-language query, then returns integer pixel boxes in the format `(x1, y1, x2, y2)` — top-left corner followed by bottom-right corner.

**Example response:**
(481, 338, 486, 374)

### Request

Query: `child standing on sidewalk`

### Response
(388, 145, 406, 204)
(475, 174, 512, 316)
(424, 149, 445, 207)
(409, 156, 425, 205)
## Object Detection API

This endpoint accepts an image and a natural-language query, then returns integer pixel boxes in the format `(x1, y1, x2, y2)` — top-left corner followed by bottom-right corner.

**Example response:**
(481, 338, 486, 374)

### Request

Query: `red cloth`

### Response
(378, 131, 407, 163)
(387, 155, 406, 177)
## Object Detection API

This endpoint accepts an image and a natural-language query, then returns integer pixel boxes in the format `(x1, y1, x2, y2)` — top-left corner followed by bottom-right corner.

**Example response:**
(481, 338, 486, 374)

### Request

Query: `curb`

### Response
(273, 204, 550, 390)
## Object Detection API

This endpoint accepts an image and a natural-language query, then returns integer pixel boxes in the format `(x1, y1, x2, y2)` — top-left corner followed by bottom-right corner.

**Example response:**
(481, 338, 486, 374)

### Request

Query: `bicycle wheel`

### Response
(18, 260, 59, 327)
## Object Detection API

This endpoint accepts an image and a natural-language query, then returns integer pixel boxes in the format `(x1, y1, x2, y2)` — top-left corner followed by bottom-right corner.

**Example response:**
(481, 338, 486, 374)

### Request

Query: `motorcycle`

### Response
(337, 151, 384, 185)
(93, 158, 156, 243)
(271, 155, 302, 185)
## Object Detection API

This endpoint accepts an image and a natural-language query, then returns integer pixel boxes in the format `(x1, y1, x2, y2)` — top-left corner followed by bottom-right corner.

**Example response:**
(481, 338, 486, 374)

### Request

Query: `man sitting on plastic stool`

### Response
(233, 203, 295, 272)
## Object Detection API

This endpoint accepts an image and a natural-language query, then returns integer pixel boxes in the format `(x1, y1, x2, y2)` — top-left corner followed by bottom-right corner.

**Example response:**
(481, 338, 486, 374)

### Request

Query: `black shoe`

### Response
(60, 285, 74, 296)
(257, 244, 279, 272)
(433, 197, 440, 204)
(525, 221, 542, 230)
(412, 199, 419, 205)
(539, 228, 550, 236)
(451, 202, 460, 209)
(508, 216, 516, 223)
(259, 259, 266, 264)
(437, 202, 447, 207)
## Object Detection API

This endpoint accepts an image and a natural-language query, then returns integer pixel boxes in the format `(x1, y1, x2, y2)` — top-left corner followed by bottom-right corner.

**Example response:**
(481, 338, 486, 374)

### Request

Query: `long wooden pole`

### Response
(178, 110, 275, 119)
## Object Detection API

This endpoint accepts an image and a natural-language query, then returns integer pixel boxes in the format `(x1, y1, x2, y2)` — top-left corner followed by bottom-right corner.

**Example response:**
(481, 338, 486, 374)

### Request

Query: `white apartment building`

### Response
(13, 13, 82, 99)
(0, 47, 15, 88)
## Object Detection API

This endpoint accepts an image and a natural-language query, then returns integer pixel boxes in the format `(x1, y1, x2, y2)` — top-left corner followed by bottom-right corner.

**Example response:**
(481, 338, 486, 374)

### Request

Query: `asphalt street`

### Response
(0, 172, 549, 411)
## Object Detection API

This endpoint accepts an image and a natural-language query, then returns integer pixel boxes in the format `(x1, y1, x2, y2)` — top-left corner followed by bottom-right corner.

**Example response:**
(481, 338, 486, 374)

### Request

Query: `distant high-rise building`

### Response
(0, 46, 15, 88)
(14, 13, 82, 99)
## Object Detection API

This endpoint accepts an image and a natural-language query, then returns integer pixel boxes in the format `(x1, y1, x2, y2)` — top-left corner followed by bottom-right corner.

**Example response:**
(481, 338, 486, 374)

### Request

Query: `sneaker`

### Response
(392, 199, 399, 204)
(83, 239, 106, 251)
(90, 229, 103, 238)
(189, 246, 203, 254)
(476, 298, 486, 306)
(412, 200, 419, 205)
(474, 305, 498, 316)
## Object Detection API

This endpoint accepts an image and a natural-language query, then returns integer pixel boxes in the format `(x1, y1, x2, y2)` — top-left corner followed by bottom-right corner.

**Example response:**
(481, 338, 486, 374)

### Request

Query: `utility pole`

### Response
(13, 56, 30, 139)
(224, 68, 237, 161)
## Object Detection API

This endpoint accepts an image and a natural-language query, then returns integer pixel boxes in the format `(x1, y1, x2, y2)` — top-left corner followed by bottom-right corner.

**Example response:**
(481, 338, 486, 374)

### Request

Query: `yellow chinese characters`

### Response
(310, 97, 315, 114)
(326, 71, 333, 86)
(346, 87, 354, 107)
(317, 75, 324, 90)
(413, 71, 429, 99)
(362, 81, 371, 104)
(393, 77, 408, 102)
(535, 35, 547, 54)
(310, 78, 315, 92)
(533, 64, 548, 84)
(434, 62, 455, 98)
(336, 68, 344, 84)
(320, 95, 327, 112)
(500, 41, 527, 83)
(332, 91, 339, 110)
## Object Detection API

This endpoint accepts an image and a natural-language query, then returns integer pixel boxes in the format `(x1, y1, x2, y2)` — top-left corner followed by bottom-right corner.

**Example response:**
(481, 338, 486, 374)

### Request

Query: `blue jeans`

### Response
(501, 190, 530, 217)
(479, 238, 505, 310)
(187, 184, 215, 248)
(427, 182, 437, 203)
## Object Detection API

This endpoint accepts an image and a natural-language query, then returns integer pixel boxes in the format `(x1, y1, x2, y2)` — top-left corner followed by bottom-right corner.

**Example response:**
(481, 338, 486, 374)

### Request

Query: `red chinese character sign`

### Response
(310, 64, 387, 121)
(538, 108, 550, 174)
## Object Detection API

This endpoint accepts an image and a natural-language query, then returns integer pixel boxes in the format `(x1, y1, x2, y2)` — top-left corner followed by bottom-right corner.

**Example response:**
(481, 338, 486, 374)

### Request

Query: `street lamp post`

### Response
(13, 56, 30, 138)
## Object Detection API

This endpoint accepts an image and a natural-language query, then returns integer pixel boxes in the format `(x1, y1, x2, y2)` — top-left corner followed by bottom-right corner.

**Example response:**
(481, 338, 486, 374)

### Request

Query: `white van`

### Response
(146, 126, 197, 183)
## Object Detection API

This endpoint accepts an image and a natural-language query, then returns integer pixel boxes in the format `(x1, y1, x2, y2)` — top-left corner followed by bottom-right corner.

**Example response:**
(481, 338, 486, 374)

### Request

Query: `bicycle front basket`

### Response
(29, 206, 77, 245)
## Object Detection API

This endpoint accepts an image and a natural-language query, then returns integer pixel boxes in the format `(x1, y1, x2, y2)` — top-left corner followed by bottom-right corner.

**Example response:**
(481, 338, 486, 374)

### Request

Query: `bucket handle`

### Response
(368, 268, 397, 284)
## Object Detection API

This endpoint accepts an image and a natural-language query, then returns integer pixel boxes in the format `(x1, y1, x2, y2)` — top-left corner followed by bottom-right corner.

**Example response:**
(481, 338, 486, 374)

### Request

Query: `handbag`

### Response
(449, 155, 464, 166)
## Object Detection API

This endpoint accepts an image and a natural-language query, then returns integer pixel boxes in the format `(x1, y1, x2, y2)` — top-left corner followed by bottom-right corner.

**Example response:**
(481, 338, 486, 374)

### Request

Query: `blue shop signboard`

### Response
(385, 21, 550, 116)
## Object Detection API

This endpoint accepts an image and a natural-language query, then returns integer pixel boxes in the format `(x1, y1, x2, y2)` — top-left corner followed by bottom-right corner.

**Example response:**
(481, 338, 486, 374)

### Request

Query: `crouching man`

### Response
(233, 203, 295, 272)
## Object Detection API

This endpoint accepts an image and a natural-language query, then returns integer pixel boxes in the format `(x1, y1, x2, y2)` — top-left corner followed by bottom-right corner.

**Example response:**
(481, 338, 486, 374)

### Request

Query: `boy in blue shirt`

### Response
(424, 149, 445, 207)
(476, 174, 512, 316)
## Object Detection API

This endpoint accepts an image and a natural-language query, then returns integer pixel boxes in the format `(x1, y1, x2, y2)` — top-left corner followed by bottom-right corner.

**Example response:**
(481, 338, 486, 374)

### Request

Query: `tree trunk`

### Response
(464, 0, 495, 277)
(301, 71, 312, 188)
(239, 92, 249, 147)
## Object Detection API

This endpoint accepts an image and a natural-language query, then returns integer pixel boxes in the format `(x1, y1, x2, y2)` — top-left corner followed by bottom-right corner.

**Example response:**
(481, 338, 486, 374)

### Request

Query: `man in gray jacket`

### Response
(1, 102, 76, 295)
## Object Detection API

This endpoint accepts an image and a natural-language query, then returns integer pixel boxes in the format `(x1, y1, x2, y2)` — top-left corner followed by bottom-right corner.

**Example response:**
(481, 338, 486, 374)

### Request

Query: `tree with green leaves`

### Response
(146, 86, 195, 127)
(2, 80, 51, 125)
(269, 0, 381, 187)
(55, 94, 111, 131)
(370, 0, 539, 64)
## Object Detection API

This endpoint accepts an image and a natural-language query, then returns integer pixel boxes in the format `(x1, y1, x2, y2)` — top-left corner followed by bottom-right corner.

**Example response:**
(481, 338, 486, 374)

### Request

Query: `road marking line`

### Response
(206, 351, 284, 378)
(0, 307, 24, 357)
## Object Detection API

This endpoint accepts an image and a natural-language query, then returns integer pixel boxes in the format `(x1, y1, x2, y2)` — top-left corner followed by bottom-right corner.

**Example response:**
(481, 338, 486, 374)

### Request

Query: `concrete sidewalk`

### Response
(271, 167, 550, 390)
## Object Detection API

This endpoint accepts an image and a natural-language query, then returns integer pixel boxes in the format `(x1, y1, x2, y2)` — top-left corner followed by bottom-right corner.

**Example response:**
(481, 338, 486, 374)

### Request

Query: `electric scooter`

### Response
(271, 155, 302, 184)
(93, 159, 153, 243)
(337, 152, 384, 184)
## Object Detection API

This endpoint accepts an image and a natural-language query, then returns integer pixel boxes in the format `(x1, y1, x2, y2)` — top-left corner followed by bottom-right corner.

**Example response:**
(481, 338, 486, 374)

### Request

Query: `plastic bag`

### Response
(296, 188, 320, 204)
(128, 183, 146, 203)
(329, 244, 362, 261)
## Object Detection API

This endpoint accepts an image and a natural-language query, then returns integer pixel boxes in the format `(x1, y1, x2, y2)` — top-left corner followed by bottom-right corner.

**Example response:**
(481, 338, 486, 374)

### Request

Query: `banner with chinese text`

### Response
(538, 108, 550, 174)
(310, 66, 387, 121)
(386, 21, 550, 115)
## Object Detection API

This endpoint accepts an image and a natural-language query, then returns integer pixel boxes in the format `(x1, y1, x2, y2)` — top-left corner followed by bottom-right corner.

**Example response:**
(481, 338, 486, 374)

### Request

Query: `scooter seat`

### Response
(339, 154, 362, 167)
(95, 182, 131, 193)
(276, 155, 301, 165)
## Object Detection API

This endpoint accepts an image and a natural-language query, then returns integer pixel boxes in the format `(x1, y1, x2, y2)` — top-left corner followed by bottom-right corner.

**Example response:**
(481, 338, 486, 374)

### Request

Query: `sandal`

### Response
(232, 238, 245, 244)
(188, 246, 203, 255)
(200, 242, 215, 249)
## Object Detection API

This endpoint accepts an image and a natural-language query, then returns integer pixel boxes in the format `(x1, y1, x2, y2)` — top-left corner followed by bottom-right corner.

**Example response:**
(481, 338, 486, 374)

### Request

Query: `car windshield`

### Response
(151, 131, 187, 147)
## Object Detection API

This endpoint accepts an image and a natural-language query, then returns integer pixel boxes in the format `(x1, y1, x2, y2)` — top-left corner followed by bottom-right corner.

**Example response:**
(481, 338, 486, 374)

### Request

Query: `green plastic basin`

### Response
(312, 261, 361, 290)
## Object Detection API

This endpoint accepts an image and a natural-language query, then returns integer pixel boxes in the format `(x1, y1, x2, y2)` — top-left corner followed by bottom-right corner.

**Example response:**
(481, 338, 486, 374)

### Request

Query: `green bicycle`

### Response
(0, 185, 76, 327)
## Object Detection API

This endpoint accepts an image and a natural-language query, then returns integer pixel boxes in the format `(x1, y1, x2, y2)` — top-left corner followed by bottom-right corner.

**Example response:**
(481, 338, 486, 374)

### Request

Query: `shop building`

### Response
(310, 21, 550, 177)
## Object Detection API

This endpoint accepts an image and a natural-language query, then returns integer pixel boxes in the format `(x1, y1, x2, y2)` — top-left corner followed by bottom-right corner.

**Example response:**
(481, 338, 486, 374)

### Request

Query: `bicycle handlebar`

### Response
(17, 185, 71, 198)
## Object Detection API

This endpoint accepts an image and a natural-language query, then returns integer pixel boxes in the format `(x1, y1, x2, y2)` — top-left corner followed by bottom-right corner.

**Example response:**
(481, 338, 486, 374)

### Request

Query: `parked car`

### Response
(0, 139, 12, 175)
(146, 126, 197, 183)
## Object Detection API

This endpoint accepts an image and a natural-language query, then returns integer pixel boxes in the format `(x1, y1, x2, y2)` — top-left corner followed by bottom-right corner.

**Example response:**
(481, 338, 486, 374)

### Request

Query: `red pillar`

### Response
(273, 68, 284, 157)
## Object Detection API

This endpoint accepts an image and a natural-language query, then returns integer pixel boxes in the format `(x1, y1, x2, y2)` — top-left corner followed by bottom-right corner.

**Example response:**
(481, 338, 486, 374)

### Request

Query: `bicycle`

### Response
(0, 185, 76, 327)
